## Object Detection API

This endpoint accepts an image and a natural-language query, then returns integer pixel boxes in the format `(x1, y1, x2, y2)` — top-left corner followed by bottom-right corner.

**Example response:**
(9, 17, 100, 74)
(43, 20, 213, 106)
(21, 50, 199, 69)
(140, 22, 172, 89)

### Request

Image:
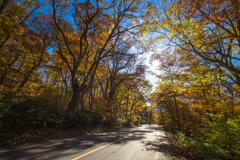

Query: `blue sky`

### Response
(143, 51, 160, 91)
(36, 0, 160, 92)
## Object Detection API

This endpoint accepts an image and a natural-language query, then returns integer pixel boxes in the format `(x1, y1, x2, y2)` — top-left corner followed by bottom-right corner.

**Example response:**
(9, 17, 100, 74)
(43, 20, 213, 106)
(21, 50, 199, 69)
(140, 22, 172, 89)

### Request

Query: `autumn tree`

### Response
(144, 0, 240, 86)
(0, 0, 44, 50)
(96, 38, 145, 113)
(51, 0, 145, 114)
(0, 14, 53, 99)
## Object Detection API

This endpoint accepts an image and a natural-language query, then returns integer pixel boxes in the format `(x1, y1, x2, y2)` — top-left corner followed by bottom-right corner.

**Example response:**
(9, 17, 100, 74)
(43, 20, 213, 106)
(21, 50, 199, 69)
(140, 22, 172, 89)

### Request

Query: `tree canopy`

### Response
(1, 1, 240, 158)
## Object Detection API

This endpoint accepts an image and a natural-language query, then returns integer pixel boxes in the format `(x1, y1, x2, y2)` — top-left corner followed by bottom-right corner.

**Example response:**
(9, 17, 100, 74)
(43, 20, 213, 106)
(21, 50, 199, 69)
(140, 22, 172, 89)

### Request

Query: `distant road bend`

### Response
(0, 124, 171, 160)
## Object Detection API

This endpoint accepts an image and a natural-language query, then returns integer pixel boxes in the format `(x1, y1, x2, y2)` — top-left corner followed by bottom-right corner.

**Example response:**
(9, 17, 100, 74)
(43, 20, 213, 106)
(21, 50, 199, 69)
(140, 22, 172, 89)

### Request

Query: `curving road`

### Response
(0, 124, 171, 160)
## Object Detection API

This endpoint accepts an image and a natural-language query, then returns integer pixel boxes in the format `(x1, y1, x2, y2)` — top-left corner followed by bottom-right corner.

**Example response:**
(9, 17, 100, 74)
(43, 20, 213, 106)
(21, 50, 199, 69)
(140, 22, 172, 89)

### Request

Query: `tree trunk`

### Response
(80, 96, 85, 111)
(89, 87, 93, 110)
(66, 82, 79, 114)
(173, 95, 181, 130)
(130, 104, 134, 121)
(18, 70, 34, 88)
(0, 0, 9, 15)
(67, 92, 78, 114)
(126, 93, 129, 120)
(149, 111, 152, 124)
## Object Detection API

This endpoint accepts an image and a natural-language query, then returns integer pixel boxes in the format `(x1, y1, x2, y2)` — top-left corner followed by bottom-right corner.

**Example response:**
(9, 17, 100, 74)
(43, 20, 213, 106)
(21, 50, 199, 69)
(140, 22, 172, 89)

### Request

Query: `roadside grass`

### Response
(164, 126, 195, 160)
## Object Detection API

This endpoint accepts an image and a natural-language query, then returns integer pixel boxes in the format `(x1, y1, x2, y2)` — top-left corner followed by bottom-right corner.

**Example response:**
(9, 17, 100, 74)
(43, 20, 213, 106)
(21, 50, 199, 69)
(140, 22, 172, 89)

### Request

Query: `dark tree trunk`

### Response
(0, 0, 9, 15)
(89, 86, 93, 110)
(130, 104, 134, 121)
(67, 80, 90, 114)
(149, 111, 152, 124)
(126, 93, 129, 120)
(80, 96, 85, 111)
(66, 77, 80, 114)
(66, 86, 79, 114)
(18, 70, 33, 88)
(173, 95, 181, 130)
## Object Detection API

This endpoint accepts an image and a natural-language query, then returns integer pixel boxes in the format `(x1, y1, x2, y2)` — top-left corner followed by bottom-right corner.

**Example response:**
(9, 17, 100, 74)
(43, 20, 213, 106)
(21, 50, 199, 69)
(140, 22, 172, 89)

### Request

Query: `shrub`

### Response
(0, 98, 124, 146)
(103, 115, 121, 128)
(177, 115, 240, 160)
(133, 121, 140, 126)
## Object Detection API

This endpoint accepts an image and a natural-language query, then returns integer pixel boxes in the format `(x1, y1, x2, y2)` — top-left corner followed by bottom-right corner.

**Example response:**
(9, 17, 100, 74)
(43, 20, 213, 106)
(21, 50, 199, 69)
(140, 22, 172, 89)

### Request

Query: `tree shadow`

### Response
(140, 129, 171, 158)
(0, 128, 155, 160)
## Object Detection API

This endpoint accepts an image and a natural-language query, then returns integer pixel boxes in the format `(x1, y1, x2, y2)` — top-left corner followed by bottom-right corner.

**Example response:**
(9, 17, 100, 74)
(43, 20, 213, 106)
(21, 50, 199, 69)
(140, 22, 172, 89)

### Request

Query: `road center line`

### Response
(71, 135, 130, 160)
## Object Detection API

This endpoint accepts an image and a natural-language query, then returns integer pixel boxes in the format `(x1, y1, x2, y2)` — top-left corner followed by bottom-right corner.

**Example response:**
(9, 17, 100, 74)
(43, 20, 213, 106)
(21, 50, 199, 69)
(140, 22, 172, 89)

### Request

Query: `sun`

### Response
(151, 60, 159, 70)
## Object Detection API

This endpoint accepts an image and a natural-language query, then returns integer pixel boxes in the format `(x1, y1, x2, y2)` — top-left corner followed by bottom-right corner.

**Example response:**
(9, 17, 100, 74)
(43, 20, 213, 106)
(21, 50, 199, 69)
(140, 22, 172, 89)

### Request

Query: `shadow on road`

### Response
(140, 126, 170, 157)
(0, 126, 159, 160)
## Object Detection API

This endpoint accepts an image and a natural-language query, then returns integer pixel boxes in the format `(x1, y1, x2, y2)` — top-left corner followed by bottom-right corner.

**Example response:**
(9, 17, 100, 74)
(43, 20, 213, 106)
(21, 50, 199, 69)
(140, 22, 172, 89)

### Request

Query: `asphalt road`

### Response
(0, 124, 171, 160)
